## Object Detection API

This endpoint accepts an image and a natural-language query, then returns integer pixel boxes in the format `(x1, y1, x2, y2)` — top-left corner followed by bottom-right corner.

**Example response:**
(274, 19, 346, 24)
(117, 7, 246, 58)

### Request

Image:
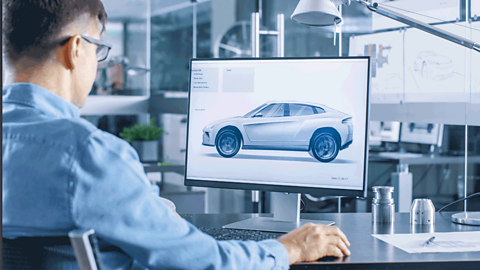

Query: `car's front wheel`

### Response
(309, 132, 339, 162)
(216, 129, 241, 158)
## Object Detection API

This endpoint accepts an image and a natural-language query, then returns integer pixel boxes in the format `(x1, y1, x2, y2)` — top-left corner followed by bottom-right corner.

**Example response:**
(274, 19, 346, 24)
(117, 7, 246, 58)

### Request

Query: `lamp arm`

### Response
(352, 0, 480, 53)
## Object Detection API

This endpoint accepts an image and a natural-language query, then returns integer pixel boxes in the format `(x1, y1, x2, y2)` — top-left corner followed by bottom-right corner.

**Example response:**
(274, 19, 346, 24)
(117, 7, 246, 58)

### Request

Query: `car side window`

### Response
(298, 106, 315, 116)
(314, 106, 326, 114)
(253, 104, 276, 118)
(289, 104, 303, 116)
(272, 104, 285, 117)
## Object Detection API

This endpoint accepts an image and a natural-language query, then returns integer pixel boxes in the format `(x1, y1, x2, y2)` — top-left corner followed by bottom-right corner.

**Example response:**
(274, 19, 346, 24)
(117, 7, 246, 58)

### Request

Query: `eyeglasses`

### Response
(60, 35, 112, 62)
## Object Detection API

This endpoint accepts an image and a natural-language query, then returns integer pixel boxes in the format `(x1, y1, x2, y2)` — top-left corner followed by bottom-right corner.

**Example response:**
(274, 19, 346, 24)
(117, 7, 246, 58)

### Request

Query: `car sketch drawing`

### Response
(413, 51, 454, 81)
(202, 102, 353, 162)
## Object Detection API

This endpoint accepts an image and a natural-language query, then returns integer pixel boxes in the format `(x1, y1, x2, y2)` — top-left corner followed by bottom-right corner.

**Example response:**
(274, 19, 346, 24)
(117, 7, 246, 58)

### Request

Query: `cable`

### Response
(379, 2, 480, 34)
(437, 192, 480, 212)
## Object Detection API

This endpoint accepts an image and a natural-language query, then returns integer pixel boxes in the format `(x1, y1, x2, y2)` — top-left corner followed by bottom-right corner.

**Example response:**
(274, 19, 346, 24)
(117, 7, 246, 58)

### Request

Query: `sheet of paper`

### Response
(373, 231, 480, 253)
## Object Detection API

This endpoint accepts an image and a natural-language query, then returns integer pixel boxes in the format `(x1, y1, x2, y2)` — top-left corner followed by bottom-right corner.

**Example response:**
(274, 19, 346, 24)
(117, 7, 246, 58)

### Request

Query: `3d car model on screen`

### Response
(202, 102, 353, 162)
(413, 51, 454, 81)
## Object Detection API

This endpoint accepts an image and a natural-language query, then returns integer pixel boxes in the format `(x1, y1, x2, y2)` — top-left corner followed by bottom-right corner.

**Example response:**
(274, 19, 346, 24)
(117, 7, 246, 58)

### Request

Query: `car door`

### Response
(280, 104, 317, 147)
(243, 103, 282, 145)
(243, 103, 305, 149)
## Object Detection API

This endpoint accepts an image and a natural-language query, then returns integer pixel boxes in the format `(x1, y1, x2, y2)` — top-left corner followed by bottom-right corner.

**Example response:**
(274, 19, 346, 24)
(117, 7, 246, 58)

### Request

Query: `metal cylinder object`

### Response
(372, 186, 395, 223)
(411, 224, 434, 234)
(372, 222, 394, 234)
(410, 198, 435, 225)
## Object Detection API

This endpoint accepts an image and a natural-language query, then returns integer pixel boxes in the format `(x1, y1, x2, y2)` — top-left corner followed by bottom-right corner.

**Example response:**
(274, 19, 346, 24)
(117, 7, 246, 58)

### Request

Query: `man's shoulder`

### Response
(66, 118, 129, 149)
(29, 117, 128, 153)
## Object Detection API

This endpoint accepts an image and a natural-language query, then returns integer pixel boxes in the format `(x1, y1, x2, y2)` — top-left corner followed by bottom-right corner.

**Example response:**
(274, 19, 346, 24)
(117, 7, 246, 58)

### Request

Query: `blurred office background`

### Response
(4, 0, 479, 215)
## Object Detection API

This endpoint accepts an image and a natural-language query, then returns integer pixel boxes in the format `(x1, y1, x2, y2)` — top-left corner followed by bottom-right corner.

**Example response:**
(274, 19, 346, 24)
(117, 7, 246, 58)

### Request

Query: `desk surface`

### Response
(143, 164, 185, 174)
(369, 152, 480, 165)
(182, 212, 480, 269)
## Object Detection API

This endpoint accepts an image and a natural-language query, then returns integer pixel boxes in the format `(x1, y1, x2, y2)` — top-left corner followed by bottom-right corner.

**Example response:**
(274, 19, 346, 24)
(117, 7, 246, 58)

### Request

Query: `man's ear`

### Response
(62, 35, 83, 70)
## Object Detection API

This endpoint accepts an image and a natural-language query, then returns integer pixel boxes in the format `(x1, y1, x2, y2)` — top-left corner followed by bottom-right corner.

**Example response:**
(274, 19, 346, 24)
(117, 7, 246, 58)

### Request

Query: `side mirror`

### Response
(253, 113, 263, 118)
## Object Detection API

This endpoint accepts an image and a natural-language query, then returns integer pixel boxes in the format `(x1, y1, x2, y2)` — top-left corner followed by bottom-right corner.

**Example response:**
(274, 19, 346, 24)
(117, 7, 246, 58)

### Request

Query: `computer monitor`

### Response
(369, 121, 401, 147)
(369, 121, 382, 146)
(400, 122, 444, 147)
(380, 121, 401, 143)
(185, 57, 371, 232)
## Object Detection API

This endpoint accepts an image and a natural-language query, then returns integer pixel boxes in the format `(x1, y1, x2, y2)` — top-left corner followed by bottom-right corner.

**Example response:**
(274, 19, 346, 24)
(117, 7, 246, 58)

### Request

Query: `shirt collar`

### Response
(2, 83, 80, 118)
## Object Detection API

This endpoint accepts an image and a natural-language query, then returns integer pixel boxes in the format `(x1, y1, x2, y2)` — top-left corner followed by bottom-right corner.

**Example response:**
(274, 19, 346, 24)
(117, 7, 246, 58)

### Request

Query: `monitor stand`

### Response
(222, 193, 335, 233)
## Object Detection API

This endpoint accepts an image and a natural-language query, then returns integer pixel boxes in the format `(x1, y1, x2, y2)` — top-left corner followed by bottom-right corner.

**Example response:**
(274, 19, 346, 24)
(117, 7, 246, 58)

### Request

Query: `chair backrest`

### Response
(2, 236, 78, 270)
(68, 229, 102, 270)
(2, 229, 102, 270)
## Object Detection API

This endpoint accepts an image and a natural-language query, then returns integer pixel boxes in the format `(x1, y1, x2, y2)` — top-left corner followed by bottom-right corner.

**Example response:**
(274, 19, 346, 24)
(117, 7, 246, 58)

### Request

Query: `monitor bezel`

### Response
(184, 57, 371, 198)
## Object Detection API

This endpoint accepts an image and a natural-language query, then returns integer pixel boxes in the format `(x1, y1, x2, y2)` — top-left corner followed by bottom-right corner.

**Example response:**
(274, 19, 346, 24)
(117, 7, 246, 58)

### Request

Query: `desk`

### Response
(143, 163, 185, 174)
(182, 212, 480, 269)
(368, 153, 480, 213)
(142, 163, 185, 188)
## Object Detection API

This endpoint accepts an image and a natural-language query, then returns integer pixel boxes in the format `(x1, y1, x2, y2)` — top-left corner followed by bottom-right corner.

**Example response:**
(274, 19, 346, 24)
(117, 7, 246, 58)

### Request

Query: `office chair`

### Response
(68, 229, 102, 270)
(2, 229, 101, 270)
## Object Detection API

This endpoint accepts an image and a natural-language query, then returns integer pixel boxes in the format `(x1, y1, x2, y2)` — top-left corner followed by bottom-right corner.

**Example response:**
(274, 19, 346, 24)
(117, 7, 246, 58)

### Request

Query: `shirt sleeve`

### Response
(70, 130, 290, 270)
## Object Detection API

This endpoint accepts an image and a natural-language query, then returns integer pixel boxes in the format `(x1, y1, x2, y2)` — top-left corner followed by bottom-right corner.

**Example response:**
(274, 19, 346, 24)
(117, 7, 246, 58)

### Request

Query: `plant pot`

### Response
(131, 140, 159, 162)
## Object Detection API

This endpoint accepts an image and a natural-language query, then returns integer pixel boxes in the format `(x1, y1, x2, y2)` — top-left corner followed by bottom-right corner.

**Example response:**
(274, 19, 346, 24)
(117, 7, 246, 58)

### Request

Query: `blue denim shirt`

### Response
(2, 83, 290, 270)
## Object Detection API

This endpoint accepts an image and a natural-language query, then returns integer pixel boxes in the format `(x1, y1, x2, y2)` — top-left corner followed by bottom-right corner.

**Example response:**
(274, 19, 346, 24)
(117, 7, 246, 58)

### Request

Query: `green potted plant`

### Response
(119, 118, 164, 162)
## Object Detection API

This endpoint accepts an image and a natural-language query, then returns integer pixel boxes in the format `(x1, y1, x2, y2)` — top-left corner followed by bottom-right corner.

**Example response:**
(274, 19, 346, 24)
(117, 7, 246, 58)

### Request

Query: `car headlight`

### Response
(205, 124, 215, 130)
(342, 117, 352, 125)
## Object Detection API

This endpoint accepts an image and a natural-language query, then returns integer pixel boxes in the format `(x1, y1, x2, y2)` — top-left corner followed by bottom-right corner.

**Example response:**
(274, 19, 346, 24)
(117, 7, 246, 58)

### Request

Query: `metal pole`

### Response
(251, 12, 260, 58)
(257, 0, 263, 22)
(252, 190, 259, 213)
(338, 5, 342, 56)
(251, 12, 260, 212)
(192, 1, 197, 58)
(465, 125, 468, 212)
(146, 0, 151, 97)
(338, 197, 342, 213)
(276, 14, 285, 57)
(354, 0, 480, 53)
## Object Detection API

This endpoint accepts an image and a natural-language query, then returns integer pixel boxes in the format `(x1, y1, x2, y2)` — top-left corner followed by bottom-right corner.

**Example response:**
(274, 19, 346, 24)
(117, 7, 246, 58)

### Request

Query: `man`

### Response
(2, 0, 351, 269)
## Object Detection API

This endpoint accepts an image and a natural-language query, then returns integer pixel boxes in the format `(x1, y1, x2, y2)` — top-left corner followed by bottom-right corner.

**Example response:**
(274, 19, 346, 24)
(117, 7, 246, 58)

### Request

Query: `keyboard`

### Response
(198, 227, 284, 241)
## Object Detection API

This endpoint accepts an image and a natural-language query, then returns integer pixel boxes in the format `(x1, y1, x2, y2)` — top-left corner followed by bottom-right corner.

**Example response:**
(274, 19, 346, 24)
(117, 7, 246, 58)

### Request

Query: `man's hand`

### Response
(277, 223, 351, 265)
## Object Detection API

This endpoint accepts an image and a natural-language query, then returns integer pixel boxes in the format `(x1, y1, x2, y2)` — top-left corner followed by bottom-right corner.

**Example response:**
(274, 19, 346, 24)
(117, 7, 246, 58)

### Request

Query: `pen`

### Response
(423, 236, 435, 247)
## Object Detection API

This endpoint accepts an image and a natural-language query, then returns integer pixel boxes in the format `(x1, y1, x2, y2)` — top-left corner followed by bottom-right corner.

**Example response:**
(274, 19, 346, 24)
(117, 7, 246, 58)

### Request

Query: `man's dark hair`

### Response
(3, 0, 107, 63)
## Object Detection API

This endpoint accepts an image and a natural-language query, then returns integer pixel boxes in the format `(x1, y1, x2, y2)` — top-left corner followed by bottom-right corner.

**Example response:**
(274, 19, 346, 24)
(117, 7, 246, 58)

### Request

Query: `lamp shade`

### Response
(291, 0, 342, 26)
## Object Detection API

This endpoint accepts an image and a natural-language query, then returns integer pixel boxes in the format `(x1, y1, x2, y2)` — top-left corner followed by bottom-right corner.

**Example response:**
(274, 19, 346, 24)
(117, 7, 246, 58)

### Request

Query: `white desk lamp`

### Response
(291, 0, 480, 226)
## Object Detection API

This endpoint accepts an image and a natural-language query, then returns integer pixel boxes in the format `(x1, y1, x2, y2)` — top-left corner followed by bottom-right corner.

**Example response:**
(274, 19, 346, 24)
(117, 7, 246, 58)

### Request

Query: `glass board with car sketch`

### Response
(185, 57, 370, 197)
(404, 24, 468, 103)
(349, 31, 404, 104)
(471, 21, 480, 104)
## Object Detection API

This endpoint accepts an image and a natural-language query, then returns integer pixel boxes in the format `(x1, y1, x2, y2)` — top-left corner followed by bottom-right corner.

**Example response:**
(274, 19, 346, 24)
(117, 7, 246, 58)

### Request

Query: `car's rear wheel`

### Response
(309, 132, 339, 162)
(216, 129, 241, 158)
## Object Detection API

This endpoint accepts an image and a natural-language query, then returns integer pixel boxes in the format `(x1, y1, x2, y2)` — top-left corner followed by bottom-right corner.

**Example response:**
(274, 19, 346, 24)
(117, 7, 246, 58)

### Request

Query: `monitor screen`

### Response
(400, 122, 443, 146)
(185, 57, 370, 197)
